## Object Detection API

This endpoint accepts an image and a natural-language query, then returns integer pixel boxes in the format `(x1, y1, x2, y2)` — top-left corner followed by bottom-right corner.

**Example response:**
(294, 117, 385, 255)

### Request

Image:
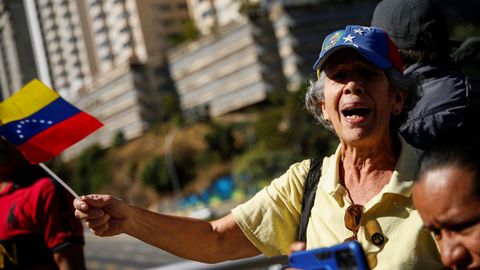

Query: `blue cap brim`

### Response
(312, 45, 392, 71)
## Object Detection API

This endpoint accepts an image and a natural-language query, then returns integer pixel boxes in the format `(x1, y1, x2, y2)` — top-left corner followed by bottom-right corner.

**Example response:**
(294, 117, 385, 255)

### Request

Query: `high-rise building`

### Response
(0, 0, 38, 99)
(5, 0, 191, 159)
(168, 13, 285, 118)
(268, 1, 376, 91)
(34, 0, 91, 99)
(186, 0, 260, 35)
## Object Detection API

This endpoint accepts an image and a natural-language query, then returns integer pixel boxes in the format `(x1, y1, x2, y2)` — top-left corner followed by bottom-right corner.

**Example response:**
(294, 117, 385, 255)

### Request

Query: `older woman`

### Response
(74, 25, 443, 269)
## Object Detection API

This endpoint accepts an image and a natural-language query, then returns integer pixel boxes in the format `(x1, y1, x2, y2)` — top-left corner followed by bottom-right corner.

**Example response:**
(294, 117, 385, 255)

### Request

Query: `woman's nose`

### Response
(343, 79, 364, 95)
(440, 236, 471, 269)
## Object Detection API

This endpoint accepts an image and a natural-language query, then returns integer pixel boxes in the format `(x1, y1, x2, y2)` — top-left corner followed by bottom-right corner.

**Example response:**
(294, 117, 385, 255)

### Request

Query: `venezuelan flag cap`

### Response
(312, 25, 404, 74)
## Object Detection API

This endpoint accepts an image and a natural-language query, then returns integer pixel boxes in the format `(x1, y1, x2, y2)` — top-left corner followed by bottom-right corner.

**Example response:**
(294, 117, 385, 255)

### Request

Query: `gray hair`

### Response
(305, 68, 421, 132)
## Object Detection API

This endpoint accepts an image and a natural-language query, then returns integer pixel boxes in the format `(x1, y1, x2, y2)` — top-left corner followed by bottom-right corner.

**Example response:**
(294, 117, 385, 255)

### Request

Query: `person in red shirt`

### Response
(0, 137, 86, 270)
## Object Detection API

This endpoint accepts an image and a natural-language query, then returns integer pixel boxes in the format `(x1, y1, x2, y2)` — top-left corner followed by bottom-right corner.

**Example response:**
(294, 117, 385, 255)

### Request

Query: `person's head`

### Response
(0, 137, 29, 179)
(371, 0, 450, 65)
(413, 131, 480, 269)
(305, 25, 419, 145)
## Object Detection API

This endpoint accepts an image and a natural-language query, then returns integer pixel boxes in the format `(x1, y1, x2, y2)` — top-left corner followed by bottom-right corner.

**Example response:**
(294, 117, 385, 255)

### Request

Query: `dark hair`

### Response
(416, 129, 480, 197)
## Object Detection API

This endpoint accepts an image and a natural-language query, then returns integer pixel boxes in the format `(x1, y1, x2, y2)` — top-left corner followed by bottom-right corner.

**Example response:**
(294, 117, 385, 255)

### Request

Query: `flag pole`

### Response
(39, 163, 80, 199)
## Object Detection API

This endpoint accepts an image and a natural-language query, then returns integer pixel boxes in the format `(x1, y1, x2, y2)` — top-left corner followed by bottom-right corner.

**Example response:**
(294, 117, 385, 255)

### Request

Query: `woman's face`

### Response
(320, 50, 405, 147)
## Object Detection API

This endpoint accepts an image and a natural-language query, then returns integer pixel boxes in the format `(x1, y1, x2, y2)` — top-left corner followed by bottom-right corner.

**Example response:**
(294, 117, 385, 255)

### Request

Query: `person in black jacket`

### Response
(371, 0, 467, 150)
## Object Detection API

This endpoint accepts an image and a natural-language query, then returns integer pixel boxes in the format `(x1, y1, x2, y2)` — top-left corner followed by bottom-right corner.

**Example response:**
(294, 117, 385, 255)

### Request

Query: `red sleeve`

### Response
(33, 178, 84, 251)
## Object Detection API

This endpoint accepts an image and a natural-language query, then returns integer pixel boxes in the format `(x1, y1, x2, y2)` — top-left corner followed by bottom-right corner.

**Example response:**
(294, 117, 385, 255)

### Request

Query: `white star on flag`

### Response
(361, 26, 372, 31)
(353, 28, 365, 35)
(343, 34, 355, 43)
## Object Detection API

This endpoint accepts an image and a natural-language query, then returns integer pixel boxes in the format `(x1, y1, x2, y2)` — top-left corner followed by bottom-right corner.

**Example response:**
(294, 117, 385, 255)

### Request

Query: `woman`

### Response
(74, 25, 443, 269)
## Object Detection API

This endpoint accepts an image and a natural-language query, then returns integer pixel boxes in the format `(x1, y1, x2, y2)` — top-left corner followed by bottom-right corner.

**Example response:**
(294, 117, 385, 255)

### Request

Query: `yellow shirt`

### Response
(232, 139, 444, 269)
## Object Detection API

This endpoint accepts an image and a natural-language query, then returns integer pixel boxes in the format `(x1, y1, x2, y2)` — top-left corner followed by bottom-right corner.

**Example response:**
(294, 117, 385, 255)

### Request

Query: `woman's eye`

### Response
(360, 68, 380, 78)
(332, 71, 347, 80)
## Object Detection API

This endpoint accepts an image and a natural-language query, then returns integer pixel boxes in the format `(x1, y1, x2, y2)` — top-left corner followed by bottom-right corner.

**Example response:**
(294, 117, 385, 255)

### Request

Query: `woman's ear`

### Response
(321, 101, 329, 121)
(392, 91, 407, 115)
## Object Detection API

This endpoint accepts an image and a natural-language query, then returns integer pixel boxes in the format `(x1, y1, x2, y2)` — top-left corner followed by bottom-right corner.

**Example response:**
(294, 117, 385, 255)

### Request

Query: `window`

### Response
(95, 12, 105, 20)
(96, 26, 107, 34)
(100, 40, 110, 48)
(122, 41, 133, 48)
(120, 26, 131, 33)
(118, 11, 130, 19)
(68, 35, 78, 43)
(101, 54, 113, 61)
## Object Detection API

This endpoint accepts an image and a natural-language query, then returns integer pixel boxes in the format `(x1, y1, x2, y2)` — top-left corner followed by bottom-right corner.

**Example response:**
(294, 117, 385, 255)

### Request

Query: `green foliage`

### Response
(141, 156, 170, 191)
(233, 147, 303, 187)
(254, 107, 287, 149)
(45, 158, 72, 185)
(254, 89, 338, 157)
(169, 19, 200, 46)
(71, 144, 109, 194)
(203, 121, 238, 161)
(111, 130, 126, 148)
(160, 93, 183, 123)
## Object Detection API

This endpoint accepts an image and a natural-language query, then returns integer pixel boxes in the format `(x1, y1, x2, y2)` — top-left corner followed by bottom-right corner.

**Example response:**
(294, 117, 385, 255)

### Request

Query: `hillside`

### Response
(98, 122, 233, 209)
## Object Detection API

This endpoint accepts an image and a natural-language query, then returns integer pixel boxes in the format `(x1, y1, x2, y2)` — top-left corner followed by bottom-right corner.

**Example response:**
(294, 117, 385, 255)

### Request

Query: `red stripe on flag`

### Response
(18, 112, 103, 163)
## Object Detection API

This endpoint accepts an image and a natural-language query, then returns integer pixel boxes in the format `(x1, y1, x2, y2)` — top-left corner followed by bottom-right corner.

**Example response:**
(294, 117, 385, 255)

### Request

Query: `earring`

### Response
(393, 109, 400, 115)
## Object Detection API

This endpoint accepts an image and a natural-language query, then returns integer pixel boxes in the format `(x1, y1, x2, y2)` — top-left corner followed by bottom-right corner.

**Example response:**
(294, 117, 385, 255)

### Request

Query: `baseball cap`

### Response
(371, 0, 448, 50)
(312, 25, 404, 73)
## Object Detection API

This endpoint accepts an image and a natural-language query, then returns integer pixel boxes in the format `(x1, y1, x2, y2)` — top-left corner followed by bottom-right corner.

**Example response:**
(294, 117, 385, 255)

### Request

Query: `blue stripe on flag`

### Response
(0, 98, 80, 145)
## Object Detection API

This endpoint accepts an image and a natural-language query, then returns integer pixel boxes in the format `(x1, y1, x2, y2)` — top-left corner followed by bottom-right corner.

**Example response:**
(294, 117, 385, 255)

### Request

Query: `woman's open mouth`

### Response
(342, 107, 371, 122)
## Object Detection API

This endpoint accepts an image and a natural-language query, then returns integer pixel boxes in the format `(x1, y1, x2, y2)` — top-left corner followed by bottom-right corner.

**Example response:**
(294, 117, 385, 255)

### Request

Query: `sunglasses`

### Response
(344, 204, 364, 242)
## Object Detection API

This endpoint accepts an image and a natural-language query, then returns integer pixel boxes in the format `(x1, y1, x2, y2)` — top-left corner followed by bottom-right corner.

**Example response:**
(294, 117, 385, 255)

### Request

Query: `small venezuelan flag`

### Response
(0, 79, 103, 163)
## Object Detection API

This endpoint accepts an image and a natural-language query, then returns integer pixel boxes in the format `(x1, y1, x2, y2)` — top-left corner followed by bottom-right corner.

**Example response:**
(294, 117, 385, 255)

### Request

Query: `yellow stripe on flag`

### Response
(0, 79, 59, 125)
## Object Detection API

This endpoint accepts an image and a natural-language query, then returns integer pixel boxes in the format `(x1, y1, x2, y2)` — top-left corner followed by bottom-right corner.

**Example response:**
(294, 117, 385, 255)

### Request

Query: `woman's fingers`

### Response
(289, 241, 306, 254)
(85, 214, 110, 229)
(73, 194, 126, 237)
(75, 207, 105, 220)
(73, 194, 116, 220)
(88, 221, 110, 237)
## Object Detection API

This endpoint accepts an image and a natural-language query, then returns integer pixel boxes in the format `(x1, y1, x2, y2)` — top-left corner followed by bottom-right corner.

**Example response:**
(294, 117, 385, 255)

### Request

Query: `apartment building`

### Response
(30, 0, 189, 159)
(0, 1, 38, 99)
(168, 15, 285, 117)
(268, 1, 377, 91)
(186, 0, 261, 35)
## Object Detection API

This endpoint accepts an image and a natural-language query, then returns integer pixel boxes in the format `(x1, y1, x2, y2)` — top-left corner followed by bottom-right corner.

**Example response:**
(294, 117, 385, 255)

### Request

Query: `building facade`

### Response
(0, 0, 38, 99)
(268, 1, 377, 91)
(32, 0, 189, 159)
(168, 14, 285, 117)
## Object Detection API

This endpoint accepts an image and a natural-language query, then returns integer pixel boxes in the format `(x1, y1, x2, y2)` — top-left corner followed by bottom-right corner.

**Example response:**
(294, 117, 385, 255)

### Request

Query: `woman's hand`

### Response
(289, 241, 306, 254)
(285, 241, 306, 270)
(73, 194, 129, 237)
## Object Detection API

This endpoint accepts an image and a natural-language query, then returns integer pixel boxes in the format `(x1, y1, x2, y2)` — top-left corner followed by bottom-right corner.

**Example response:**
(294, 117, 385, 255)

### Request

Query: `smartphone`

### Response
(288, 241, 370, 270)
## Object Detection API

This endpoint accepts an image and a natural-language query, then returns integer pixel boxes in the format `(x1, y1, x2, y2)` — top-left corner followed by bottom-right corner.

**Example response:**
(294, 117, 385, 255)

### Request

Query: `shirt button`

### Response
(371, 232, 385, 246)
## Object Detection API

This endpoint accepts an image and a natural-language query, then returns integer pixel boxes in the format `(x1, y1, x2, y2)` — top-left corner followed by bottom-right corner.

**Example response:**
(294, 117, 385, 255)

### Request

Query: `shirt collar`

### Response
(318, 136, 423, 201)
